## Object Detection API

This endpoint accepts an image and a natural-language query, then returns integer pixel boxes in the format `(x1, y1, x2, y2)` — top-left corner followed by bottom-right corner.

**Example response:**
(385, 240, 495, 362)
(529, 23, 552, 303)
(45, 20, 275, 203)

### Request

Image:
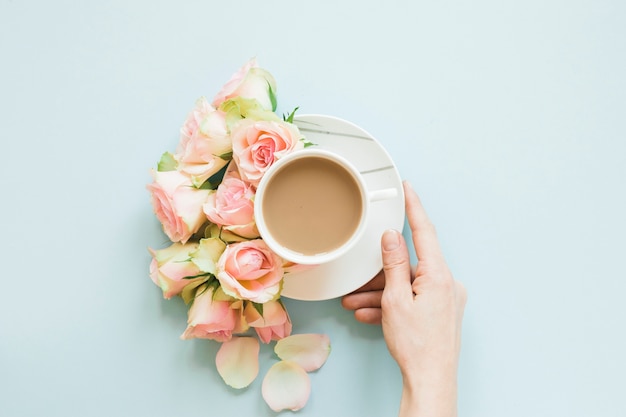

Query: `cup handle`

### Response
(368, 188, 398, 202)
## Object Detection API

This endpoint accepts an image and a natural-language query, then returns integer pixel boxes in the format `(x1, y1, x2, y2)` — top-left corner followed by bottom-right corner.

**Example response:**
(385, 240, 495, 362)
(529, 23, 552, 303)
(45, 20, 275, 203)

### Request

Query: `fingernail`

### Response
(382, 229, 400, 251)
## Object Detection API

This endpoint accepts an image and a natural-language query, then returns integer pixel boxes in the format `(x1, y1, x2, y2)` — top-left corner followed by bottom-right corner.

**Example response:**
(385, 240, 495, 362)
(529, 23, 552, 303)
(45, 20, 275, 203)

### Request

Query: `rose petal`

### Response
(190, 238, 226, 274)
(262, 361, 310, 412)
(274, 334, 331, 372)
(215, 337, 259, 389)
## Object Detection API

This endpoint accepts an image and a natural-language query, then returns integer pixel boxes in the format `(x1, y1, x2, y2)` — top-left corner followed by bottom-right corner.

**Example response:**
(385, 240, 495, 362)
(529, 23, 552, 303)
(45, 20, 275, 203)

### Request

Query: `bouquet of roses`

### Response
(147, 59, 330, 412)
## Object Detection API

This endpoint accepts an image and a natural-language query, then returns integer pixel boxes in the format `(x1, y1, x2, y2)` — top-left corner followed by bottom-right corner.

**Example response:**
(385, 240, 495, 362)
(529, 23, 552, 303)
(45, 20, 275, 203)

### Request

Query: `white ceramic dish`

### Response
(280, 114, 405, 301)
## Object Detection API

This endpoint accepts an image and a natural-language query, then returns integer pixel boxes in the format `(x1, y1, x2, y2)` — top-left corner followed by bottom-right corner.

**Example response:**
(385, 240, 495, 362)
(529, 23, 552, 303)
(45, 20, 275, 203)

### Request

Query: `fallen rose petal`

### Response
(262, 360, 310, 412)
(215, 337, 259, 389)
(274, 334, 331, 372)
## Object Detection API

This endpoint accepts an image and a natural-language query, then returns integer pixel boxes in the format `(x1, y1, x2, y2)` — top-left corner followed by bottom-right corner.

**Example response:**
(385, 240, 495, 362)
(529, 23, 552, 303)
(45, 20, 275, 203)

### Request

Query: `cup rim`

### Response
(254, 148, 369, 265)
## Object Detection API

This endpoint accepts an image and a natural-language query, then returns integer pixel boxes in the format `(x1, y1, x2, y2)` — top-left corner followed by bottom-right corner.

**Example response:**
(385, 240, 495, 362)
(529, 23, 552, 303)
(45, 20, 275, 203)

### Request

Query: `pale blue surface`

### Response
(1, 1, 625, 416)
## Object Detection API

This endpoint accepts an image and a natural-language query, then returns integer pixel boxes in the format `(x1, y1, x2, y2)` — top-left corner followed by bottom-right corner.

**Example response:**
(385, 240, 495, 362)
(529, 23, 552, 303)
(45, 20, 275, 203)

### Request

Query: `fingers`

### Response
(342, 292, 384, 325)
(403, 181, 444, 263)
(341, 281, 384, 325)
(342, 278, 384, 325)
(381, 229, 413, 302)
(341, 290, 383, 311)
(353, 308, 382, 325)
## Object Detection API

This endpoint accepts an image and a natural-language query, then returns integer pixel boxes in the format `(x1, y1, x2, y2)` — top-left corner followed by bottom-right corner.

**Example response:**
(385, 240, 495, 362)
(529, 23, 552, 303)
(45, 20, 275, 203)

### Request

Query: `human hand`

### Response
(342, 182, 467, 417)
(341, 267, 414, 325)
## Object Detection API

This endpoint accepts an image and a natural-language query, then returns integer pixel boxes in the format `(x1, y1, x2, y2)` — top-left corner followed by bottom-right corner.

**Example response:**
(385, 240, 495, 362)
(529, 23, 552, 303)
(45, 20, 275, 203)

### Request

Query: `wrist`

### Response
(399, 367, 458, 417)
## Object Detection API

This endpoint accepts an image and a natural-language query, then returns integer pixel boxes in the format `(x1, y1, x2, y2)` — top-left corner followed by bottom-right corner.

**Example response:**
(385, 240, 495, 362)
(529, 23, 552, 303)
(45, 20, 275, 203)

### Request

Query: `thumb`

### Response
(381, 229, 413, 299)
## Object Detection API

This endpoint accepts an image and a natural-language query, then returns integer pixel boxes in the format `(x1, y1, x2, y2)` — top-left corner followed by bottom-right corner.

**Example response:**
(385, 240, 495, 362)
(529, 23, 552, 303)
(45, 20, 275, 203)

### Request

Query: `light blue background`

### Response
(1, 1, 625, 416)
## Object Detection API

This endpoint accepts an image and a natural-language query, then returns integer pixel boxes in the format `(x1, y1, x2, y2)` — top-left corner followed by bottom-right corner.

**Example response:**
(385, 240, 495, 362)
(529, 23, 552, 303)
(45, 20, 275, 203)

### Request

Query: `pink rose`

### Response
(217, 240, 284, 303)
(181, 286, 247, 342)
(212, 58, 277, 111)
(149, 242, 204, 299)
(231, 119, 304, 185)
(147, 169, 210, 244)
(244, 301, 292, 344)
(174, 97, 231, 186)
(180, 96, 213, 142)
(203, 161, 259, 239)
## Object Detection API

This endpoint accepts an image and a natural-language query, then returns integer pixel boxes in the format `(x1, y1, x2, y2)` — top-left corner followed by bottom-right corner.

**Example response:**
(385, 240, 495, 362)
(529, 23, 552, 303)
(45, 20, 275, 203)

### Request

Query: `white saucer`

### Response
(280, 114, 405, 301)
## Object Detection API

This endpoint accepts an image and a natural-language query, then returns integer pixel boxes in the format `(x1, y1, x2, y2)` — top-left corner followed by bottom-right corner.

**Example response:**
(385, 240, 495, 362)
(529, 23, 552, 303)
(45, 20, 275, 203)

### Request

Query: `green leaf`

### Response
(268, 82, 277, 112)
(157, 152, 177, 172)
(208, 163, 229, 184)
(252, 302, 264, 317)
(218, 151, 233, 161)
(197, 163, 230, 190)
(283, 106, 299, 123)
(197, 181, 215, 190)
(182, 272, 212, 280)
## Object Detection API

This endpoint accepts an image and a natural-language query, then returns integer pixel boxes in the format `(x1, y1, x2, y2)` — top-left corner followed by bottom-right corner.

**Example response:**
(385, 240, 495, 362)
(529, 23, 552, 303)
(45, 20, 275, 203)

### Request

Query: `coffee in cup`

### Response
(255, 149, 397, 265)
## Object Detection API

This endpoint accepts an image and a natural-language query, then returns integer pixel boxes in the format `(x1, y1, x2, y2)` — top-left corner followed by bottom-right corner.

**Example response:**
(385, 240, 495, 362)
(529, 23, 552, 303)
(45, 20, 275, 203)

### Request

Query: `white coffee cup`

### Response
(254, 148, 397, 265)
